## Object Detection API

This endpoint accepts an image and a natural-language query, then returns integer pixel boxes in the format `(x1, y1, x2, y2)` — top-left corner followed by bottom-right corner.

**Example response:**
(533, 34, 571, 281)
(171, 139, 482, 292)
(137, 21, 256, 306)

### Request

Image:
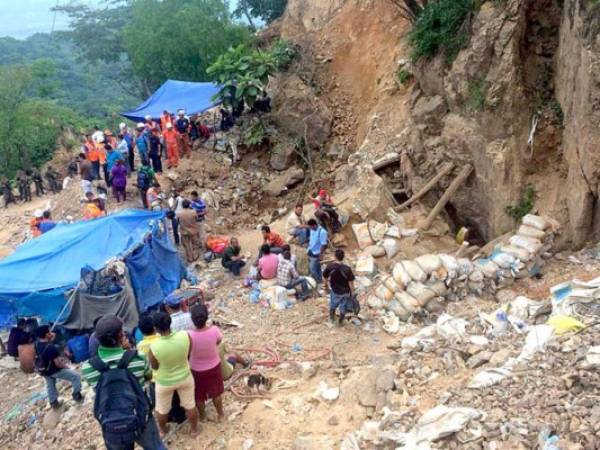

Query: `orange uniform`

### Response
(29, 218, 42, 238)
(87, 142, 99, 162)
(163, 129, 179, 168)
(96, 143, 107, 165)
(83, 202, 104, 220)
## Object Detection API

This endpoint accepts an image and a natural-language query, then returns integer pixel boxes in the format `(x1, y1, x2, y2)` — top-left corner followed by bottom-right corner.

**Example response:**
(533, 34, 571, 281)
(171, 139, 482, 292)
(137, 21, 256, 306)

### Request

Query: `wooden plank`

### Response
(395, 162, 454, 211)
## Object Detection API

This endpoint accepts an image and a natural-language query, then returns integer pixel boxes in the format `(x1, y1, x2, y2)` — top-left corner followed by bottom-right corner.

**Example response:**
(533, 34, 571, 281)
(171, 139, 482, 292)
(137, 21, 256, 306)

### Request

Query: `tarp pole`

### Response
(50, 288, 76, 332)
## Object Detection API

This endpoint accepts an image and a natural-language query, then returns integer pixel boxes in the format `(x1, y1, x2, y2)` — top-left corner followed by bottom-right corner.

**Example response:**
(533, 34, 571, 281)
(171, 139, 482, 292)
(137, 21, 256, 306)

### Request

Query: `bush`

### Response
(397, 68, 414, 85)
(506, 185, 536, 221)
(468, 80, 487, 111)
(409, 0, 476, 63)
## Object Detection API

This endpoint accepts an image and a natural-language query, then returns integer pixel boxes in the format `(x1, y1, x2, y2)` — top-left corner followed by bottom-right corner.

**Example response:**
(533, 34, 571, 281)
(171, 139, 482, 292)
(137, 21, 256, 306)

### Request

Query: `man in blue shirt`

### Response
(307, 218, 328, 284)
(119, 123, 135, 172)
(39, 211, 57, 234)
(190, 191, 206, 222)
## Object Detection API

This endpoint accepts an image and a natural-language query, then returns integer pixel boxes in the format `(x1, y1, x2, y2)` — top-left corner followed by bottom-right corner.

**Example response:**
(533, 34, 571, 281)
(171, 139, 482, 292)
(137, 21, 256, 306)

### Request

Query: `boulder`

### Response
(270, 143, 297, 171)
(263, 166, 305, 196)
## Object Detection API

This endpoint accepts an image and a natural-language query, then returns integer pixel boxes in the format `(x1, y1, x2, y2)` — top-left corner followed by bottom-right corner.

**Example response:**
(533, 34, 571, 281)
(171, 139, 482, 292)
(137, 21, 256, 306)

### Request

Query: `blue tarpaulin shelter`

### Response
(0, 209, 184, 326)
(121, 79, 221, 122)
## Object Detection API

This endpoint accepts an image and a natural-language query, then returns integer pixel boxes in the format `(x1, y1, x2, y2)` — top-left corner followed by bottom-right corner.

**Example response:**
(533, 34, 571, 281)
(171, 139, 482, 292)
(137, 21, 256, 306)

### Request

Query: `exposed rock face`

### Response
(276, 0, 600, 248)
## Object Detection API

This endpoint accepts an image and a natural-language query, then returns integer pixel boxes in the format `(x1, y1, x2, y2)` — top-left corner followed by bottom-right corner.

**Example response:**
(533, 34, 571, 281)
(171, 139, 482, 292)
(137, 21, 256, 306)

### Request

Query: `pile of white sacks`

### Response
(366, 214, 560, 326)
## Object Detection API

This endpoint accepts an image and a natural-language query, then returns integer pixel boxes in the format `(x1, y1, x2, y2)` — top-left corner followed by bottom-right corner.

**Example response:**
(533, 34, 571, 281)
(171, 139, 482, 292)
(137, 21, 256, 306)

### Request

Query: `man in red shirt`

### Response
(260, 225, 286, 256)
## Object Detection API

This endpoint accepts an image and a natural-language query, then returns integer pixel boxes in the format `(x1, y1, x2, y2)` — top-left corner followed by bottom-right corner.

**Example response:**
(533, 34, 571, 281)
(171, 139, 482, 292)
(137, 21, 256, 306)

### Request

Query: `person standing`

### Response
(146, 183, 163, 211)
(188, 304, 225, 422)
(31, 169, 45, 197)
(163, 123, 179, 169)
(177, 200, 202, 263)
(98, 141, 109, 184)
(277, 249, 310, 300)
(35, 325, 84, 409)
(2, 176, 15, 208)
(17, 171, 31, 202)
(160, 110, 173, 131)
(222, 237, 245, 277)
(120, 123, 135, 173)
(45, 166, 61, 193)
(189, 191, 206, 223)
(148, 128, 163, 174)
(79, 152, 94, 195)
(87, 137, 101, 180)
(307, 218, 328, 284)
(134, 124, 150, 166)
(111, 160, 127, 203)
(81, 315, 166, 450)
(164, 297, 194, 332)
(136, 163, 155, 209)
(175, 110, 191, 159)
(323, 249, 356, 326)
(148, 312, 199, 438)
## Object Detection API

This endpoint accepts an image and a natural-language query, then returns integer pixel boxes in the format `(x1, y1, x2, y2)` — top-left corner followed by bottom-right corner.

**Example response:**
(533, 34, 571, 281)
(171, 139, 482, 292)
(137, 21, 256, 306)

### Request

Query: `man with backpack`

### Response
(35, 325, 84, 410)
(81, 315, 166, 450)
(137, 163, 155, 209)
(323, 249, 358, 326)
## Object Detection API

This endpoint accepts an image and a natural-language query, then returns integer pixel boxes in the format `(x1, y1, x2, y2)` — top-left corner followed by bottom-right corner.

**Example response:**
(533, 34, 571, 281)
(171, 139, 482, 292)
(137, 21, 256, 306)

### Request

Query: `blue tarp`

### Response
(0, 209, 182, 326)
(121, 79, 221, 122)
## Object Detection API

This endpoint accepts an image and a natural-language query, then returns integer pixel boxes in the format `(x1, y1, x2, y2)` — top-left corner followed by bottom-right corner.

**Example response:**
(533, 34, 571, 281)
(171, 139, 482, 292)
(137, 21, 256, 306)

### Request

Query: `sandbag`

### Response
(510, 235, 543, 254)
(364, 245, 386, 258)
(385, 225, 402, 239)
(367, 294, 384, 309)
(406, 281, 437, 306)
(474, 259, 500, 278)
(392, 291, 420, 319)
(261, 286, 292, 309)
(402, 260, 427, 282)
(375, 283, 395, 302)
(522, 214, 548, 231)
(352, 223, 374, 249)
(469, 268, 484, 282)
(382, 276, 401, 294)
(439, 254, 459, 275)
(382, 237, 402, 258)
(414, 254, 442, 274)
(457, 258, 475, 277)
(500, 245, 531, 262)
(355, 254, 377, 276)
(427, 280, 449, 297)
(518, 224, 546, 240)
(430, 266, 449, 281)
(393, 262, 412, 287)
(491, 251, 516, 270)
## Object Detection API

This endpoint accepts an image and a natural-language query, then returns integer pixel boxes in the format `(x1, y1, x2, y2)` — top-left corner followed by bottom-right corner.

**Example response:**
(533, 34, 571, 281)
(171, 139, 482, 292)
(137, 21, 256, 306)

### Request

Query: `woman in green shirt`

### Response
(148, 311, 199, 437)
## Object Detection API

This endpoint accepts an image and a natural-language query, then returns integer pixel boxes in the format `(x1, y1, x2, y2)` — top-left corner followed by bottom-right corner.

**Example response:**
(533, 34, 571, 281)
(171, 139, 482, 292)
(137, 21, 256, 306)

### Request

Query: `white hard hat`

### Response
(136, 122, 145, 129)
(166, 122, 173, 128)
(177, 109, 185, 115)
(119, 122, 127, 130)
(34, 209, 43, 218)
(145, 115, 152, 120)
(94, 133, 105, 143)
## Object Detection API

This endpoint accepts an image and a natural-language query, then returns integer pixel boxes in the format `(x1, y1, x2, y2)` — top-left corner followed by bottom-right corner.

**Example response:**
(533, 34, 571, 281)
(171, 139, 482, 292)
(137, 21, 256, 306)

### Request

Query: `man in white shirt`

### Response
(286, 204, 310, 246)
(164, 296, 194, 331)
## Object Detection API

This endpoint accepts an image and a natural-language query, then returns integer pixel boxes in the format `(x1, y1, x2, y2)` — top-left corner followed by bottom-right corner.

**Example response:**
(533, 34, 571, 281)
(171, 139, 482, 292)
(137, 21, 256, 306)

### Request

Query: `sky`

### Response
(0, 0, 241, 40)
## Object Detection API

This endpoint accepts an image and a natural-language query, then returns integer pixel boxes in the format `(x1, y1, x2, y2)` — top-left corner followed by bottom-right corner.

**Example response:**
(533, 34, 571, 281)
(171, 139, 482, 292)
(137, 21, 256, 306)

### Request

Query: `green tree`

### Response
(123, 0, 251, 92)
(233, 0, 288, 27)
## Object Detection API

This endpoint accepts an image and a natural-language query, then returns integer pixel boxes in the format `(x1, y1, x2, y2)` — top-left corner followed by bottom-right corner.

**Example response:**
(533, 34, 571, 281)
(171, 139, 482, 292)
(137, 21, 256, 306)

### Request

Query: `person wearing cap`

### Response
(148, 311, 199, 437)
(144, 114, 161, 133)
(120, 123, 135, 172)
(313, 188, 341, 233)
(36, 325, 84, 410)
(87, 135, 101, 180)
(104, 129, 117, 148)
(175, 109, 191, 159)
(134, 123, 150, 165)
(164, 295, 194, 332)
(163, 122, 179, 169)
(177, 199, 202, 264)
(30, 209, 44, 238)
(81, 315, 167, 450)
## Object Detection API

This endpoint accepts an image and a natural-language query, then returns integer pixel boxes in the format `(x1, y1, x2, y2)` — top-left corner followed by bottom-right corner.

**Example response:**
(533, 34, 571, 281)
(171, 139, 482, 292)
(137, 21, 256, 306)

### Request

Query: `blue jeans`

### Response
(103, 417, 167, 450)
(286, 277, 309, 299)
(330, 291, 352, 315)
(223, 259, 246, 276)
(291, 227, 310, 246)
(308, 255, 323, 283)
(43, 368, 82, 404)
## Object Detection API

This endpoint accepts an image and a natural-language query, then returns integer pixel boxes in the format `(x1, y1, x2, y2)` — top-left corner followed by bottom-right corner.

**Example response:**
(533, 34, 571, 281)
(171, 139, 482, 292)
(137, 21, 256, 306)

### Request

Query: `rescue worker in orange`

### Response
(30, 210, 44, 238)
(96, 140, 108, 184)
(87, 138, 100, 180)
(82, 192, 105, 220)
(160, 110, 173, 131)
(163, 122, 179, 169)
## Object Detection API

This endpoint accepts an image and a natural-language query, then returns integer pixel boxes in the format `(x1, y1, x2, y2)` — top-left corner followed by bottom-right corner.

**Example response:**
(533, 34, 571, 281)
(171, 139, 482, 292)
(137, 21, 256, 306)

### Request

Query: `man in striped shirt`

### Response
(81, 315, 166, 450)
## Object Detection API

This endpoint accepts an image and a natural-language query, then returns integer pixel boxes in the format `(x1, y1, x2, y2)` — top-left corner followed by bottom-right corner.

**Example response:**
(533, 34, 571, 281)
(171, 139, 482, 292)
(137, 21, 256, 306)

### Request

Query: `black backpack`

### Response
(89, 350, 150, 443)
(34, 341, 51, 376)
(137, 169, 150, 190)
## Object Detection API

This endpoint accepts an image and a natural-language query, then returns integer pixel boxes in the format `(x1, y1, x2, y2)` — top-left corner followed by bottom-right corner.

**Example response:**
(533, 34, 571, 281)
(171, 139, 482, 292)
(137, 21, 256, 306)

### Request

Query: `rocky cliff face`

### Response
(275, 0, 600, 249)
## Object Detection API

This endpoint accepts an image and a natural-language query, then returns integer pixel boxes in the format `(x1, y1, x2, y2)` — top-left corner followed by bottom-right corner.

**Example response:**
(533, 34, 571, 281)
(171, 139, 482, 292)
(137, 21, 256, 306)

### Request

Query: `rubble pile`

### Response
(364, 214, 560, 330)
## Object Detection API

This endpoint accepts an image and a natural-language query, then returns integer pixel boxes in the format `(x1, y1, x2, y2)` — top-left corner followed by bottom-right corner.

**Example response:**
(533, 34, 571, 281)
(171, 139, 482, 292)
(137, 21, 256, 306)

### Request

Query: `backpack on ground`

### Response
(137, 169, 150, 190)
(89, 350, 150, 443)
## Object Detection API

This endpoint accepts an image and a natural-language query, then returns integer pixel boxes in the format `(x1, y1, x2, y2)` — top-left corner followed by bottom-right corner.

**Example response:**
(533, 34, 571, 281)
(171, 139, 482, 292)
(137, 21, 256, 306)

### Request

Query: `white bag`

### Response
(406, 282, 436, 306)
(469, 268, 484, 282)
(491, 251, 516, 269)
(457, 258, 475, 276)
(392, 291, 420, 318)
(367, 294, 384, 309)
(518, 224, 546, 240)
(393, 262, 412, 287)
(500, 245, 531, 262)
(427, 280, 449, 297)
(364, 245, 386, 258)
(509, 235, 542, 254)
(375, 284, 395, 302)
(352, 223, 374, 249)
(355, 254, 377, 276)
(382, 276, 401, 294)
(439, 254, 459, 274)
(401, 260, 427, 282)
(382, 237, 402, 258)
(522, 214, 548, 231)
(474, 259, 499, 278)
(414, 254, 442, 274)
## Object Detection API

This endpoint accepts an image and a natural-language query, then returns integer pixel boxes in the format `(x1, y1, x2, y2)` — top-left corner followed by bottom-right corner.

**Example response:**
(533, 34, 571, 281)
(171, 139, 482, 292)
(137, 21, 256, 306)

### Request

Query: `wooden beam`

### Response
(372, 153, 401, 171)
(421, 164, 473, 230)
(395, 162, 454, 211)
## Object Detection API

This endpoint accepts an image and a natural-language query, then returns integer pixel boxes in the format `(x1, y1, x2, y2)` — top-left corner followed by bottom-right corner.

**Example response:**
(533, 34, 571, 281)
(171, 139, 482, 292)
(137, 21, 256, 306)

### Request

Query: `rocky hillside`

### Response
(272, 0, 600, 250)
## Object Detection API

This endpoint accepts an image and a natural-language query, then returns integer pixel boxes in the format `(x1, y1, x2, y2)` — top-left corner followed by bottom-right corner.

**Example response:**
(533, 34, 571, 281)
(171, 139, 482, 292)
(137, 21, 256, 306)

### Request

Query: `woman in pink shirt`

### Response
(188, 304, 225, 421)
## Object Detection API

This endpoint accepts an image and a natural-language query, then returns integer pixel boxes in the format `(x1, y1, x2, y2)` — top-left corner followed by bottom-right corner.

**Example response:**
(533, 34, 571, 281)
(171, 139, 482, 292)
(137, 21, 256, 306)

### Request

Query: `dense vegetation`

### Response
(408, 0, 475, 63)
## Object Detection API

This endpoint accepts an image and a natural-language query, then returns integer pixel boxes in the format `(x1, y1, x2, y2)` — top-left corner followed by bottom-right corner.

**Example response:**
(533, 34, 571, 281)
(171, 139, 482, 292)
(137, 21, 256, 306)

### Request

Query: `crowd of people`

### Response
(2, 167, 61, 208)
(6, 296, 249, 449)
